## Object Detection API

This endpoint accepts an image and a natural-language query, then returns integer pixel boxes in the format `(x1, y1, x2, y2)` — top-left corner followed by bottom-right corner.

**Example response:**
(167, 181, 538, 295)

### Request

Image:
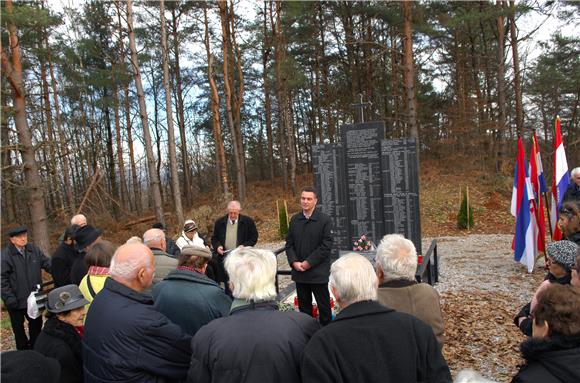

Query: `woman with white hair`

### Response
(187, 247, 319, 383)
(375, 234, 445, 346)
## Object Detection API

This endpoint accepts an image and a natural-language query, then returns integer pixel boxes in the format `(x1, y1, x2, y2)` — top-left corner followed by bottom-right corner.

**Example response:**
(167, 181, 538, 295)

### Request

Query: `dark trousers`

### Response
(296, 282, 332, 326)
(7, 308, 43, 350)
(216, 253, 233, 298)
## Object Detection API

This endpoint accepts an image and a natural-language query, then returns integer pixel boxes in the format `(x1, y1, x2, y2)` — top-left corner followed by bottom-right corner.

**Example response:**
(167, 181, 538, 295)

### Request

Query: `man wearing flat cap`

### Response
(153, 246, 232, 336)
(1, 225, 51, 350)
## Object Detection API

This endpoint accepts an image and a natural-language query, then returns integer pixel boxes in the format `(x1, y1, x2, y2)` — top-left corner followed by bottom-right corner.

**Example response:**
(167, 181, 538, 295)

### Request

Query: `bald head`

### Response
(71, 214, 87, 227)
(143, 228, 166, 251)
(110, 243, 155, 291)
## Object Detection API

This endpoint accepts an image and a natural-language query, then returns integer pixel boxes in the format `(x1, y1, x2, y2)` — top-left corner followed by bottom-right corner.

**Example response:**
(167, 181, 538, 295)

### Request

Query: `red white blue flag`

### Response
(511, 137, 537, 272)
(529, 132, 546, 254)
(550, 117, 569, 241)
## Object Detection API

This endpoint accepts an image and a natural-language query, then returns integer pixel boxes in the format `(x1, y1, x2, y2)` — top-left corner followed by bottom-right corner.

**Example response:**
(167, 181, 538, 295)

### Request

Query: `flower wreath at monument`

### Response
(353, 234, 374, 251)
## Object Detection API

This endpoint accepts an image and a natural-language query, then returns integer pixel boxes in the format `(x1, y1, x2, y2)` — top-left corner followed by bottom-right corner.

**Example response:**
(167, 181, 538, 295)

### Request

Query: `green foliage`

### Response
(277, 200, 289, 239)
(457, 187, 474, 230)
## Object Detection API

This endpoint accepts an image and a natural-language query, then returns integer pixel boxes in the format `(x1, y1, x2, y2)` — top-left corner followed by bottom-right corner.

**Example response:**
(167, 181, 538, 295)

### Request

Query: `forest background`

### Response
(1, 0, 579, 253)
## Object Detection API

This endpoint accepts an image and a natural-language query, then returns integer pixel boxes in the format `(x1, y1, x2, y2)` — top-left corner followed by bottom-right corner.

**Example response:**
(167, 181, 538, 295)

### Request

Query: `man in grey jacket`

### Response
(143, 228, 177, 285)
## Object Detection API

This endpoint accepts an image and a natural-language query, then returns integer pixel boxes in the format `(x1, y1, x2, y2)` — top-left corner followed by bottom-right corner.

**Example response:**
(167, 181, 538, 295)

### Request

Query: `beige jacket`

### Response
(377, 280, 445, 346)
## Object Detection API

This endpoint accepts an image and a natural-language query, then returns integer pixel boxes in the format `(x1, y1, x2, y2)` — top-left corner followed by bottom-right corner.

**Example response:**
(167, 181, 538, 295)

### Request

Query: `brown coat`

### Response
(377, 280, 445, 346)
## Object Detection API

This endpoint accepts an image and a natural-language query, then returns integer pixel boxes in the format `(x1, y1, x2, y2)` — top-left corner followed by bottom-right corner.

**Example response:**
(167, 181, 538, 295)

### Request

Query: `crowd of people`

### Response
(1, 177, 580, 383)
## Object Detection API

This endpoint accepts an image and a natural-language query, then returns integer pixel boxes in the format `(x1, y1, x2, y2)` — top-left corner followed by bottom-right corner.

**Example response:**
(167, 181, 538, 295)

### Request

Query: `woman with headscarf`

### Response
(514, 240, 578, 336)
(34, 285, 88, 383)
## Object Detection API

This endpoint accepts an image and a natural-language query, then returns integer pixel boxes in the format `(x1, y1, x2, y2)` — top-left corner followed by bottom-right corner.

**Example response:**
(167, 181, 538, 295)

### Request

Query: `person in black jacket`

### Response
(69, 225, 102, 285)
(301, 253, 452, 383)
(562, 167, 580, 203)
(83, 243, 192, 383)
(187, 247, 319, 383)
(35, 284, 88, 383)
(512, 284, 580, 383)
(285, 186, 333, 325)
(211, 200, 258, 295)
(1, 225, 51, 350)
(51, 225, 81, 287)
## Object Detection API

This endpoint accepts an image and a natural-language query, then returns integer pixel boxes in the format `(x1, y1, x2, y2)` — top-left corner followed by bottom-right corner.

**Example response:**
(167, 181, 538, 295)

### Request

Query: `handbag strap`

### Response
(86, 275, 97, 299)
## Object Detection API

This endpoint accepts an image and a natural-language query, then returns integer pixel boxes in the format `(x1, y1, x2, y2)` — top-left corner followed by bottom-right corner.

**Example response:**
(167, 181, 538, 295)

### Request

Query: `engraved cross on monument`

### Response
(350, 93, 372, 123)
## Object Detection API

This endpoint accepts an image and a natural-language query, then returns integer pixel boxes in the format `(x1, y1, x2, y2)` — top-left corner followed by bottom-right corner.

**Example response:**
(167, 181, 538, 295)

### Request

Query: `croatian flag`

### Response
(512, 137, 537, 272)
(550, 116, 569, 241)
(529, 132, 546, 254)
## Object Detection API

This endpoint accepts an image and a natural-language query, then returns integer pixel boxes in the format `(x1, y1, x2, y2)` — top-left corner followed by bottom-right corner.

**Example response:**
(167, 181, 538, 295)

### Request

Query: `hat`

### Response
(181, 246, 211, 260)
(74, 225, 102, 250)
(183, 220, 198, 233)
(46, 284, 89, 314)
(152, 222, 166, 230)
(1, 350, 61, 383)
(547, 240, 578, 271)
(63, 224, 80, 241)
(7, 225, 27, 237)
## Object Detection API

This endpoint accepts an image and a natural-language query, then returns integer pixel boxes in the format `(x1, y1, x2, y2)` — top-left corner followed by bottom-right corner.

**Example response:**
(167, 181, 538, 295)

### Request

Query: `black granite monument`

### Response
(312, 121, 422, 258)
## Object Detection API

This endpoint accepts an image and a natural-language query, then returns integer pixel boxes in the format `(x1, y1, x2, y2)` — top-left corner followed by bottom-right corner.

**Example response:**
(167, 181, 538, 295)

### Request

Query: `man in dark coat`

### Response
(285, 186, 333, 325)
(83, 243, 192, 383)
(1, 225, 51, 350)
(187, 247, 319, 383)
(153, 246, 231, 335)
(211, 200, 258, 295)
(301, 253, 452, 383)
(51, 225, 81, 287)
(563, 167, 580, 203)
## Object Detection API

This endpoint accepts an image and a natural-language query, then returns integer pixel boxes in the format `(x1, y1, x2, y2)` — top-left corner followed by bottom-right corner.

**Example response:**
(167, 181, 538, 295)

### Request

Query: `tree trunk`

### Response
(262, 1, 275, 185)
(126, 0, 164, 224)
(270, 1, 296, 194)
(203, 5, 229, 196)
(1, 79, 16, 222)
(218, 1, 246, 200)
(115, 0, 142, 213)
(47, 43, 74, 213)
(509, 1, 523, 137)
(1, 0, 50, 253)
(39, 51, 63, 213)
(111, 62, 129, 210)
(170, 6, 191, 208)
(496, 0, 506, 171)
(402, 0, 419, 145)
(160, 0, 184, 225)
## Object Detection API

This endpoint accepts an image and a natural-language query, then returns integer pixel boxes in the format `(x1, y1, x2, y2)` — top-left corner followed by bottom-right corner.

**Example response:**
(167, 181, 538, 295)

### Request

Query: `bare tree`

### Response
(509, 1, 523, 137)
(204, 5, 229, 196)
(126, 0, 164, 224)
(160, 0, 184, 225)
(1, 0, 50, 252)
(496, 0, 506, 171)
(217, 0, 247, 200)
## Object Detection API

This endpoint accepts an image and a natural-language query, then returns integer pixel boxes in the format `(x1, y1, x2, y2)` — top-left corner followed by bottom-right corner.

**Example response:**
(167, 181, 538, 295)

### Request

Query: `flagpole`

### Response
(543, 192, 553, 240)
